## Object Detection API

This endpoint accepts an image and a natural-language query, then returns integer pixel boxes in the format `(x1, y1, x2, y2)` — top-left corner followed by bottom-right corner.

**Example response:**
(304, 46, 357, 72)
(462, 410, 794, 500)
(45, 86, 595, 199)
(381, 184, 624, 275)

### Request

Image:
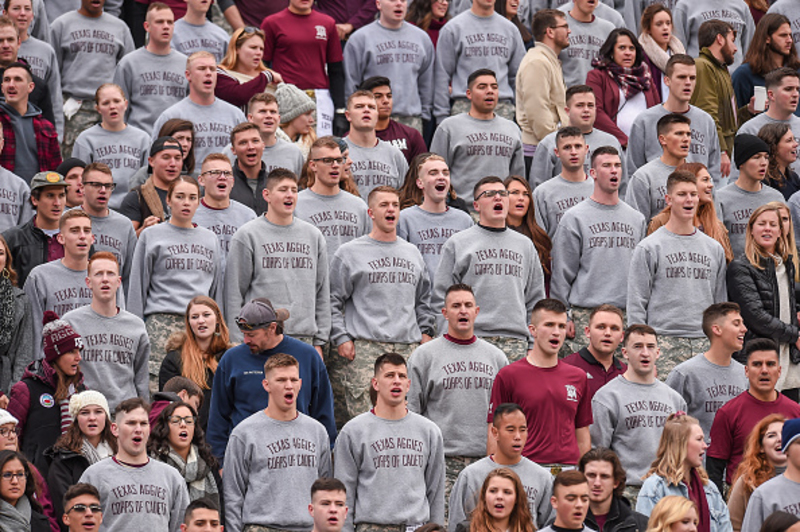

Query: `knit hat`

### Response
(783, 418, 800, 453)
(0, 409, 18, 428)
(334, 136, 348, 155)
(56, 157, 86, 178)
(275, 83, 316, 124)
(236, 298, 290, 331)
(734, 134, 770, 169)
(69, 390, 110, 420)
(42, 311, 83, 363)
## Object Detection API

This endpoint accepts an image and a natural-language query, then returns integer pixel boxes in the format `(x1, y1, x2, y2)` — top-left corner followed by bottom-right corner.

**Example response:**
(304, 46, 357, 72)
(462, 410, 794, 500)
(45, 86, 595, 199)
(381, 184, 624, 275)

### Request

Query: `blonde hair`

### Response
(744, 203, 790, 270)
(218, 27, 268, 72)
(771, 202, 800, 283)
(646, 496, 698, 532)
(186, 51, 216, 69)
(645, 413, 708, 486)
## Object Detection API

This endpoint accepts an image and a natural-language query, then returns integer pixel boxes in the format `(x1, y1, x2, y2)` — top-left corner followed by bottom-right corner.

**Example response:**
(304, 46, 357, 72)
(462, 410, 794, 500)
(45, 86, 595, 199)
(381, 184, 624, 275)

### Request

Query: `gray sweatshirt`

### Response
(407, 336, 508, 456)
(72, 124, 150, 209)
(673, 0, 754, 72)
(334, 411, 446, 530)
(591, 376, 687, 486)
(626, 105, 722, 181)
(50, 11, 134, 99)
(344, 21, 435, 119)
(192, 199, 257, 259)
(225, 216, 330, 344)
(558, 2, 626, 28)
(295, 189, 372, 263)
(533, 175, 595, 238)
(627, 227, 727, 337)
(80, 457, 190, 532)
(433, 11, 525, 120)
(559, 12, 616, 89)
(224, 411, 332, 532)
(87, 209, 138, 294)
(17, 36, 64, 138)
(448, 456, 553, 531)
(62, 305, 150, 410)
(624, 158, 677, 222)
(716, 183, 786, 259)
(171, 19, 229, 63)
(344, 138, 409, 199)
(742, 475, 800, 532)
(430, 113, 525, 205)
(113, 48, 189, 134)
(551, 198, 647, 309)
(397, 205, 473, 282)
(0, 168, 31, 233)
(530, 128, 625, 189)
(433, 225, 545, 339)
(223, 138, 306, 176)
(151, 98, 247, 175)
(330, 235, 435, 344)
(665, 354, 747, 441)
(128, 222, 223, 318)
(24, 260, 125, 357)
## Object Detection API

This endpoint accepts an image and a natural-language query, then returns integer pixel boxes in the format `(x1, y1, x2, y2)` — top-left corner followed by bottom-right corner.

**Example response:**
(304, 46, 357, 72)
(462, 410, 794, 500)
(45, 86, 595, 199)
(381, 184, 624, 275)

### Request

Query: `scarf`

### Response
(686, 468, 711, 532)
(0, 275, 15, 353)
(592, 57, 653, 101)
(164, 445, 219, 506)
(81, 439, 114, 465)
(638, 31, 685, 72)
(0, 496, 32, 532)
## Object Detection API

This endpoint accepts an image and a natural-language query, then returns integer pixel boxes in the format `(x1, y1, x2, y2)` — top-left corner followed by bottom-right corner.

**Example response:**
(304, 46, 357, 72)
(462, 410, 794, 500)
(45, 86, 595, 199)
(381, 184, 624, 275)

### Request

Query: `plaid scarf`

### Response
(592, 57, 653, 100)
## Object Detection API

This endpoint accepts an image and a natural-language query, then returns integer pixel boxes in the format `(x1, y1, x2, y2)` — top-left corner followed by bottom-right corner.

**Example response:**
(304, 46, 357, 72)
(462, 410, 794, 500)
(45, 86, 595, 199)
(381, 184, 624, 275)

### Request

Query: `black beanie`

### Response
(734, 134, 770, 169)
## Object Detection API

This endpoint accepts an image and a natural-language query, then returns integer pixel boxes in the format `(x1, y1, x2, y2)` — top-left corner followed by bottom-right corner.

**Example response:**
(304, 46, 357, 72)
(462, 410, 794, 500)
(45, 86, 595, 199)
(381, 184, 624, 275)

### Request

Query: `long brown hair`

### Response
(53, 405, 118, 455)
(0, 234, 18, 286)
(743, 14, 800, 76)
(733, 413, 785, 495)
(406, 0, 449, 31)
(504, 175, 552, 275)
(759, 122, 793, 188)
(166, 296, 230, 390)
(645, 413, 709, 486)
(744, 203, 790, 270)
(772, 202, 800, 283)
(470, 468, 535, 532)
(158, 119, 196, 176)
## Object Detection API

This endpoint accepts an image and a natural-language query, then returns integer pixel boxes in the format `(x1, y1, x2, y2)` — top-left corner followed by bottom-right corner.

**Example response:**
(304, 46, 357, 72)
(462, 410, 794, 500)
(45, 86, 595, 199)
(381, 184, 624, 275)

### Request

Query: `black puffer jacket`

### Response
(2, 217, 50, 288)
(44, 446, 90, 532)
(727, 255, 800, 364)
(585, 496, 649, 532)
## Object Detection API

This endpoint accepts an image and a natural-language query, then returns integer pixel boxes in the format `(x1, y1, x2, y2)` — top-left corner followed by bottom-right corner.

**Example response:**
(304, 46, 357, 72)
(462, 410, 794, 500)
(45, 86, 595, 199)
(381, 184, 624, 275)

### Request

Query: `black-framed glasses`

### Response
(169, 415, 196, 426)
(235, 317, 273, 330)
(67, 504, 103, 514)
(83, 181, 117, 190)
(201, 170, 234, 178)
(476, 189, 509, 200)
(1, 472, 26, 481)
(312, 157, 344, 165)
(0, 426, 19, 439)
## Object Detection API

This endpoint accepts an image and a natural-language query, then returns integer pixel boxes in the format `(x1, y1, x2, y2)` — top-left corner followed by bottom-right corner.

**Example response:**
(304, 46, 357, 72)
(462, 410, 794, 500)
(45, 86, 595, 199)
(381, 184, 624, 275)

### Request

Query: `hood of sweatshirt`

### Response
(0, 100, 42, 118)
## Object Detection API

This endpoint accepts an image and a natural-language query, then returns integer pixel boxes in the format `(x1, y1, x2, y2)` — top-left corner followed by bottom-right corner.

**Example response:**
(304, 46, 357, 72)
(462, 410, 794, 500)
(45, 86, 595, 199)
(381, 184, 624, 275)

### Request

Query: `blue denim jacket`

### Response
(635, 474, 733, 532)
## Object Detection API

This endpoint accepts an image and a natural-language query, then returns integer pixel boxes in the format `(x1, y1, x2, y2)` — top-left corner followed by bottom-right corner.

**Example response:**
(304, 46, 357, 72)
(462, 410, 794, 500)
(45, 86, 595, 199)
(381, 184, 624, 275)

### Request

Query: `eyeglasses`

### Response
(201, 170, 234, 178)
(0, 427, 19, 439)
(311, 157, 344, 165)
(169, 415, 196, 426)
(476, 189, 509, 200)
(235, 317, 273, 331)
(434, 0, 449, 4)
(83, 182, 117, 190)
(552, 23, 570, 30)
(1, 472, 26, 481)
(67, 504, 103, 514)
(508, 190, 531, 197)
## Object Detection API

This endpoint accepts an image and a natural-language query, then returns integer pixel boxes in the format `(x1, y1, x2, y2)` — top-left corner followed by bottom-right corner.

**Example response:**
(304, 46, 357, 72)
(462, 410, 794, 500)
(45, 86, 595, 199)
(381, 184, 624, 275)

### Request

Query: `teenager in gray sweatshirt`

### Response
(591, 326, 687, 488)
(224, 354, 332, 532)
(225, 170, 330, 347)
(334, 353, 446, 530)
(431, 70, 525, 208)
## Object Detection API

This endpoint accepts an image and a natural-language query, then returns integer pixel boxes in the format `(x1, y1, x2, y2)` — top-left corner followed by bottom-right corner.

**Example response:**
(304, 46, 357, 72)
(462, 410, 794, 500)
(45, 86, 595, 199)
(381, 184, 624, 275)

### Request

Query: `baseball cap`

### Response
(30, 171, 67, 192)
(236, 298, 290, 331)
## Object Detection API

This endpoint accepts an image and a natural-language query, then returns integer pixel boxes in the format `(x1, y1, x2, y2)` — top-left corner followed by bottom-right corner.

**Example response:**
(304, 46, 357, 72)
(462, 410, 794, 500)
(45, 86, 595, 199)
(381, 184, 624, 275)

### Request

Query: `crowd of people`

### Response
(0, 0, 799, 530)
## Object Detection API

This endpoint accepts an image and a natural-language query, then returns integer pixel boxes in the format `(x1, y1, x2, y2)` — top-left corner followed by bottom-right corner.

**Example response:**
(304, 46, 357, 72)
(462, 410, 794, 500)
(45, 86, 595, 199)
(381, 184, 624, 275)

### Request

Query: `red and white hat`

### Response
(42, 311, 83, 364)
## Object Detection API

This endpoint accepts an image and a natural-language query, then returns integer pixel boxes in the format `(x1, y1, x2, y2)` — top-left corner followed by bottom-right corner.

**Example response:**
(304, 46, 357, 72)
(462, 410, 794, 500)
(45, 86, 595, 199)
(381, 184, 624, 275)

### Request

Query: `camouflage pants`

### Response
(145, 313, 185, 396)
(62, 99, 101, 159)
(355, 524, 406, 532)
(244, 526, 293, 532)
(563, 307, 628, 356)
(450, 99, 515, 122)
(445, 455, 481, 526)
(393, 115, 423, 135)
(622, 485, 641, 509)
(481, 336, 528, 362)
(656, 336, 709, 382)
(332, 340, 418, 426)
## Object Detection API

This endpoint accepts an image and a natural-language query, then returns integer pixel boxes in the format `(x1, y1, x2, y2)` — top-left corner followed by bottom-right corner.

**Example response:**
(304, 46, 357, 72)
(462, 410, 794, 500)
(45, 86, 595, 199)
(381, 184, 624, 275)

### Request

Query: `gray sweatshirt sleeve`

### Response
(430, 124, 453, 169)
(626, 117, 650, 174)
(169, 474, 190, 532)
(589, 395, 617, 449)
(333, 427, 360, 531)
(127, 233, 153, 319)
(431, 238, 457, 322)
(22, 271, 45, 355)
(447, 471, 471, 532)
(343, 32, 366, 100)
(419, 38, 436, 120)
(426, 427, 447, 526)
(222, 431, 249, 532)
(329, 251, 354, 346)
(134, 329, 151, 400)
(223, 230, 255, 337)
(550, 216, 581, 308)
(433, 25, 458, 121)
(530, 136, 557, 188)
(314, 236, 332, 345)
(626, 243, 653, 326)
(42, 47, 63, 138)
(9, 293, 34, 389)
(625, 172, 654, 221)
(415, 262, 436, 335)
(533, 187, 550, 235)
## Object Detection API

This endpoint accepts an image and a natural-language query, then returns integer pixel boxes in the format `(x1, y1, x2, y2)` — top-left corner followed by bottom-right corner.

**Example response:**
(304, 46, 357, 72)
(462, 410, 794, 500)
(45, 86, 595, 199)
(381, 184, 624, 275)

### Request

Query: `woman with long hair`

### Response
(45, 391, 117, 529)
(646, 496, 698, 532)
(728, 414, 786, 532)
(216, 27, 280, 110)
(727, 203, 800, 398)
(771, 202, 800, 312)
(160, 296, 231, 429)
(148, 401, 220, 508)
(637, 414, 731, 532)
(760, 512, 800, 532)
(494, 0, 532, 49)
(129, 176, 223, 392)
(406, 0, 449, 48)
(648, 162, 734, 262)
(504, 175, 552, 290)
(586, 28, 661, 148)
(466, 468, 534, 532)
(638, 4, 685, 101)
(0, 235, 33, 395)
(0, 450, 49, 531)
(758, 123, 800, 200)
